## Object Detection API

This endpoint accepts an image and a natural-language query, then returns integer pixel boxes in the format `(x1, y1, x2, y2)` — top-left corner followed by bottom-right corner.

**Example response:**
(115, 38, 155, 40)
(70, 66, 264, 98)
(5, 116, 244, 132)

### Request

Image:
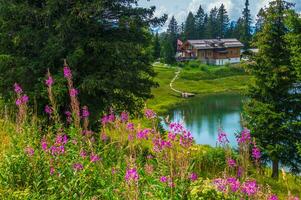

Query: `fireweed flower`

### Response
(101, 113, 115, 125)
(45, 75, 54, 86)
(80, 150, 87, 158)
(169, 122, 184, 134)
(160, 176, 168, 183)
(90, 153, 100, 163)
(237, 167, 243, 178)
(227, 158, 237, 168)
(125, 168, 139, 183)
(179, 130, 194, 148)
(82, 106, 90, 118)
(69, 88, 79, 97)
(41, 138, 48, 151)
(73, 163, 84, 171)
(252, 146, 261, 161)
(65, 111, 72, 123)
(128, 134, 134, 141)
(137, 129, 150, 140)
(237, 128, 251, 144)
(101, 133, 108, 141)
(144, 109, 156, 119)
(120, 111, 129, 122)
(227, 177, 240, 192)
(126, 122, 134, 131)
(50, 167, 55, 175)
(190, 173, 198, 182)
(217, 129, 229, 145)
(153, 137, 172, 152)
(16, 98, 22, 106)
(168, 132, 177, 141)
(24, 147, 34, 157)
(213, 178, 227, 192)
(45, 105, 53, 115)
(63, 66, 72, 78)
(14, 83, 23, 94)
(241, 180, 258, 196)
(269, 195, 279, 200)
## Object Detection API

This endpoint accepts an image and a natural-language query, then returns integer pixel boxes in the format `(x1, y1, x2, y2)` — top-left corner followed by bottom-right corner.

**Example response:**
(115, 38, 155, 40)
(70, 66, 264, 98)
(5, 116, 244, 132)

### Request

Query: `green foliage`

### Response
(0, 0, 167, 117)
(244, 0, 301, 178)
(185, 12, 197, 40)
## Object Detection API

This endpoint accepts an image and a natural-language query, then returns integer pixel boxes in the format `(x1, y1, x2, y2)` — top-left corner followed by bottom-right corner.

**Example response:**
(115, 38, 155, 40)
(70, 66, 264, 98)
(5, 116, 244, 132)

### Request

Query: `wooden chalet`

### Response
(177, 39, 244, 65)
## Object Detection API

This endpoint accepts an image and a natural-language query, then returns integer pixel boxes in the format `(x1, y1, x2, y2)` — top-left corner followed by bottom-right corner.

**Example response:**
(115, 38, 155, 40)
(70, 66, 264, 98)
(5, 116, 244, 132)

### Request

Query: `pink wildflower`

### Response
(41, 138, 48, 151)
(14, 83, 23, 94)
(16, 98, 22, 106)
(63, 66, 72, 78)
(137, 129, 150, 140)
(227, 177, 240, 192)
(160, 176, 168, 183)
(82, 106, 90, 118)
(50, 167, 55, 175)
(213, 178, 227, 192)
(252, 146, 261, 161)
(237, 128, 251, 144)
(168, 132, 177, 141)
(179, 130, 194, 148)
(169, 122, 185, 134)
(217, 129, 229, 145)
(128, 134, 134, 141)
(24, 147, 34, 157)
(90, 153, 100, 163)
(268, 195, 279, 200)
(227, 158, 237, 168)
(241, 180, 258, 196)
(190, 173, 198, 181)
(80, 151, 87, 158)
(45, 75, 54, 86)
(69, 88, 78, 97)
(120, 111, 129, 122)
(73, 163, 84, 171)
(45, 105, 53, 115)
(125, 168, 139, 183)
(144, 109, 156, 119)
(101, 133, 108, 141)
(126, 122, 134, 131)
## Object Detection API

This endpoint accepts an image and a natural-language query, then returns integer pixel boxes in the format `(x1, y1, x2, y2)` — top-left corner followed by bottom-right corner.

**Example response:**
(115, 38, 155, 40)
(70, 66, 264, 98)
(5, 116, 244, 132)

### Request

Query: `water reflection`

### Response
(163, 93, 244, 147)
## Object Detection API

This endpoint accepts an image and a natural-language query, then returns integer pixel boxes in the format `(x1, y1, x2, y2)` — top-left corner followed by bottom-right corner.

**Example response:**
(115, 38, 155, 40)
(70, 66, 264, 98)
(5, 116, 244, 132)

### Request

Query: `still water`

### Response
(164, 93, 244, 147)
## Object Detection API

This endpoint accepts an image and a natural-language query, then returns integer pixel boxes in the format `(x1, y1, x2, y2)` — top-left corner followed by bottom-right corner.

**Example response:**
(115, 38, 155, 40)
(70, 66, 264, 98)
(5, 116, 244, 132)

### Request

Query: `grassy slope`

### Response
(147, 63, 251, 114)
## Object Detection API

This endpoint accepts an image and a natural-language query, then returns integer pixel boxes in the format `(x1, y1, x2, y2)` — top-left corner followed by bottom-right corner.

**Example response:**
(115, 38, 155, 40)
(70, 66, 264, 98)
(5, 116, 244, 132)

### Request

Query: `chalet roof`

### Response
(187, 39, 244, 50)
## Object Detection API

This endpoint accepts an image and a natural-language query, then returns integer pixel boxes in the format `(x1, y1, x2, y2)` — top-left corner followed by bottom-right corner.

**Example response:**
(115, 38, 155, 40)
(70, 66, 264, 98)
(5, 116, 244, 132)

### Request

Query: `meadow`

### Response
(147, 62, 251, 114)
(0, 64, 300, 199)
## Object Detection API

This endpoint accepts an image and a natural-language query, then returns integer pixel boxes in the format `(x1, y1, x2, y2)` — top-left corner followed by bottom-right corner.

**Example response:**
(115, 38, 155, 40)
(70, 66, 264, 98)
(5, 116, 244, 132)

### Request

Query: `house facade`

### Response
(177, 39, 244, 65)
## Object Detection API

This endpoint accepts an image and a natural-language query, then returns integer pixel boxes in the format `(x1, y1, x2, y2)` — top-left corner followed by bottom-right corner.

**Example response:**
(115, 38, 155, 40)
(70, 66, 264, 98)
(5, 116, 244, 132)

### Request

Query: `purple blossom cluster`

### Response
(63, 66, 72, 78)
(14, 83, 23, 94)
(169, 122, 185, 134)
(237, 128, 251, 144)
(101, 113, 115, 125)
(252, 146, 261, 161)
(227, 158, 237, 168)
(81, 106, 90, 118)
(213, 178, 258, 196)
(15, 95, 29, 106)
(144, 109, 156, 119)
(217, 129, 229, 145)
(69, 88, 79, 97)
(120, 111, 129, 122)
(45, 75, 54, 87)
(137, 129, 151, 140)
(179, 130, 194, 148)
(126, 122, 134, 131)
(125, 168, 139, 183)
(90, 152, 101, 163)
(24, 147, 35, 157)
(190, 173, 198, 182)
(73, 163, 84, 171)
(153, 137, 172, 152)
(45, 105, 53, 115)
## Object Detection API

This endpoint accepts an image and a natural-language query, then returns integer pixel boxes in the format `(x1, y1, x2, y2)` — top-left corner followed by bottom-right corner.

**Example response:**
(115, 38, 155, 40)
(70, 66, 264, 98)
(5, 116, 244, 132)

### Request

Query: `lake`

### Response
(163, 93, 244, 147)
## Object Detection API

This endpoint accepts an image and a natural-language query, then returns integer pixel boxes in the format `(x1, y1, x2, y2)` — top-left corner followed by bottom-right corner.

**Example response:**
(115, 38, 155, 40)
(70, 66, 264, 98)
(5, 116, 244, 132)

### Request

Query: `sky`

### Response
(139, 0, 301, 31)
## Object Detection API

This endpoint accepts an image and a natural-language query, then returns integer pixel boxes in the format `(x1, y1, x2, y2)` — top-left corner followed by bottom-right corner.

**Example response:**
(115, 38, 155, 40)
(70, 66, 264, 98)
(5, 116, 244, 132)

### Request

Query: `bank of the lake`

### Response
(147, 62, 251, 114)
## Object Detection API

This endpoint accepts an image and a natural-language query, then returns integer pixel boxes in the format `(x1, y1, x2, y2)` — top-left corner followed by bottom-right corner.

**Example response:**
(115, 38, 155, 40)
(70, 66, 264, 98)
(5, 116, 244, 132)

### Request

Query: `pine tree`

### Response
(185, 12, 197, 40)
(195, 5, 205, 39)
(244, 0, 301, 178)
(203, 14, 210, 38)
(0, 0, 167, 116)
(153, 32, 161, 60)
(255, 8, 266, 33)
(226, 21, 236, 38)
(217, 4, 229, 38)
(207, 7, 219, 39)
(167, 16, 179, 54)
(241, 0, 252, 49)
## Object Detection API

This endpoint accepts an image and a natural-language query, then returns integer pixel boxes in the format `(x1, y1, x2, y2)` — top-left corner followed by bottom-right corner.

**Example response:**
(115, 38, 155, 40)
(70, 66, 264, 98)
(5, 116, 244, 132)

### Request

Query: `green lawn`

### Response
(147, 62, 252, 114)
